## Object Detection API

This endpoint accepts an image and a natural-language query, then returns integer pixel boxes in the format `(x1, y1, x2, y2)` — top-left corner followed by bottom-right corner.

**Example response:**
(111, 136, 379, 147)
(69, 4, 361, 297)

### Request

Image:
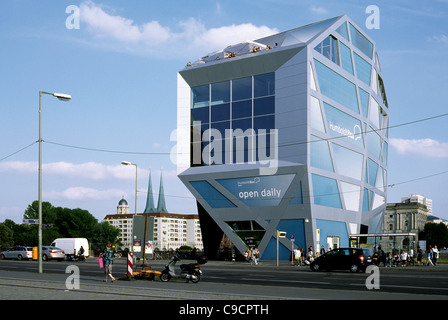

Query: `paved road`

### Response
(0, 258, 447, 302)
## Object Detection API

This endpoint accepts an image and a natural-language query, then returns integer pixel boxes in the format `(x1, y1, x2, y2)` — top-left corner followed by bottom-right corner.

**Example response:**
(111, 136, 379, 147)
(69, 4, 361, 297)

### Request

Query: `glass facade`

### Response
(314, 59, 359, 114)
(179, 16, 388, 261)
(309, 20, 388, 217)
(190, 72, 275, 166)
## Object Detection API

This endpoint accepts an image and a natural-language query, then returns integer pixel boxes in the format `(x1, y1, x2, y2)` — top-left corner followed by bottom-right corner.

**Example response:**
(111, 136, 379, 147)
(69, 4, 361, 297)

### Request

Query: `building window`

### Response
(339, 42, 354, 75)
(314, 59, 359, 114)
(349, 23, 373, 59)
(312, 174, 342, 209)
(190, 72, 275, 167)
(353, 52, 372, 86)
(314, 35, 339, 65)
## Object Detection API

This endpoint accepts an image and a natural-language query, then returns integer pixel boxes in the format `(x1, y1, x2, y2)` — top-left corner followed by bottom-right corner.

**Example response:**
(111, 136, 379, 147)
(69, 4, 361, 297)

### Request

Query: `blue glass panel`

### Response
(290, 182, 303, 205)
(210, 120, 230, 136)
(191, 85, 209, 108)
(367, 127, 381, 160)
(232, 77, 252, 101)
(323, 102, 363, 148)
(332, 143, 363, 180)
(315, 36, 339, 65)
(339, 42, 354, 75)
(382, 141, 388, 164)
(349, 23, 373, 59)
(190, 181, 236, 208)
(336, 22, 349, 41)
(232, 118, 252, 132)
(191, 107, 209, 124)
(310, 135, 334, 172)
(354, 52, 371, 85)
(211, 81, 230, 106)
(211, 103, 230, 122)
(362, 188, 370, 212)
(367, 158, 378, 186)
(254, 73, 275, 98)
(254, 115, 275, 131)
(358, 88, 369, 118)
(314, 59, 359, 114)
(254, 96, 275, 116)
(312, 174, 342, 208)
(232, 99, 252, 120)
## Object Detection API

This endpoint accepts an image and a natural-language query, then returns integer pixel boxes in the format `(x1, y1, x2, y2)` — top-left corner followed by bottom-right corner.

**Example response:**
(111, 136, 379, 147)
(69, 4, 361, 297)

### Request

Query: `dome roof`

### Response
(118, 198, 128, 206)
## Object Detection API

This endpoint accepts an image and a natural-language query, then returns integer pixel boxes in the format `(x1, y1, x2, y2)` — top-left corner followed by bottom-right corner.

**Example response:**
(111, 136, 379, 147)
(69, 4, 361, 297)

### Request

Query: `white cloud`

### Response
(44, 187, 124, 200)
(427, 34, 448, 44)
(0, 161, 138, 180)
(309, 6, 329, 15)
(390, 138, 448, 158)
(79, 1, 278, 58)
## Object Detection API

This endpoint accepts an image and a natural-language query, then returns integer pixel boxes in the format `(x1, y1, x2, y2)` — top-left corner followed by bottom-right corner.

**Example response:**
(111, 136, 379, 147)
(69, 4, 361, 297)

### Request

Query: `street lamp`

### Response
(38, 91, 71, 274)
(121, 161, 138, 214)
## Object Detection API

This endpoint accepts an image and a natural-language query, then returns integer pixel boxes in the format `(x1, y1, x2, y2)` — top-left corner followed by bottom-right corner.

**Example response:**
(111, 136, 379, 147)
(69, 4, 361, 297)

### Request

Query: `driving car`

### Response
(0, 246, 33, 260)
(310, 247, 373, 273)
(41, 246, 65, 261)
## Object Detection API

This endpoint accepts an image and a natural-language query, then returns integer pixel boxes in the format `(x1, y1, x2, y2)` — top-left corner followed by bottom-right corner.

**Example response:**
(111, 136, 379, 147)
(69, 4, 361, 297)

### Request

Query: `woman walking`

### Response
(103, 243, 116, 282)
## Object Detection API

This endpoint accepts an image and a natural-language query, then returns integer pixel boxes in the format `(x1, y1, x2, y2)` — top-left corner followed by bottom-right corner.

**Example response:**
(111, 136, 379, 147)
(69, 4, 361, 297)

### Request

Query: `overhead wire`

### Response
(1, 112, 447, 202)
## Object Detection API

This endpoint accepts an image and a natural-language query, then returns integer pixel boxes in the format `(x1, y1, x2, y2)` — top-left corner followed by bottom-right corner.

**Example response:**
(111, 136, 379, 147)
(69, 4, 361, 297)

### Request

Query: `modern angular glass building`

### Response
(176, 15, 389, 260)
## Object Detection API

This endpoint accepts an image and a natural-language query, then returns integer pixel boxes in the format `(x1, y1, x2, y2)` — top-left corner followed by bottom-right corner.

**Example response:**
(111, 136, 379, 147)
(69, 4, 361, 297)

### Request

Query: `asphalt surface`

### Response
(1, 258, 447, 302)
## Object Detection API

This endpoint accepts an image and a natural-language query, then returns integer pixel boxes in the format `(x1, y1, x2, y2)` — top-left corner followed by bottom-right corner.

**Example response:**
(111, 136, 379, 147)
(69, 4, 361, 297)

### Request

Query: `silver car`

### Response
(41, 246, 65, 261)
(0, 246, 33, 260)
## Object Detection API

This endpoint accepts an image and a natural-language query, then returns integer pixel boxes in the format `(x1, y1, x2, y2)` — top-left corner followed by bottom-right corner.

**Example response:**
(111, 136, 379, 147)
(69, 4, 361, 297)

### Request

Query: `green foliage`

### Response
(420, 222, 448, 247)
(2, 201, 120, 251)
(0, 222, 14, 248)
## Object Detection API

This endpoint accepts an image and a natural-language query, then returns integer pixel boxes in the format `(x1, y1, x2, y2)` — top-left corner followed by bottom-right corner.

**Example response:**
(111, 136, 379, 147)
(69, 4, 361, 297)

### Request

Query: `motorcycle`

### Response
(66, 254, 86, 262)
(160, 255, 207, 283)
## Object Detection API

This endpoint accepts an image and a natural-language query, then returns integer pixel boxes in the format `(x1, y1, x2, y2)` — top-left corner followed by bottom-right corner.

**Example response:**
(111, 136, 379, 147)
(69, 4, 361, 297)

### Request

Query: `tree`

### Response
(0, 223, 13, 248)
(420, 223, 448, 248)
(1, 201, 121, 252)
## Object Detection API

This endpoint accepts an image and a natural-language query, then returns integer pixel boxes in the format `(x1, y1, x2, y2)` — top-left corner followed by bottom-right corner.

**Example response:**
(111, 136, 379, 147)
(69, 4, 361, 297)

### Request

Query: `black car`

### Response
(310, 248, 372, 273)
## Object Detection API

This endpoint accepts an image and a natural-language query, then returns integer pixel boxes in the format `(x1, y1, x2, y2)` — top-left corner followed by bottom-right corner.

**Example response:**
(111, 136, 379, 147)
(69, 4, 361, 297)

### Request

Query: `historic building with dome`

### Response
(103, 170, 202, 251)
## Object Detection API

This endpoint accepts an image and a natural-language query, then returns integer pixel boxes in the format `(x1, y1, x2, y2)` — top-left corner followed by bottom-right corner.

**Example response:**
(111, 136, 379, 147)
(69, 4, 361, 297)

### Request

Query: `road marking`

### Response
(242, 278, 331, 285)
(350, 283, 448, 291)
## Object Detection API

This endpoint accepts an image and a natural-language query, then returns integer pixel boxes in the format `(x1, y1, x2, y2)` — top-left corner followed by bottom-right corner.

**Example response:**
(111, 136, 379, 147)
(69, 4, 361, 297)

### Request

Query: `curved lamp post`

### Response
(38, 91, 71, 274)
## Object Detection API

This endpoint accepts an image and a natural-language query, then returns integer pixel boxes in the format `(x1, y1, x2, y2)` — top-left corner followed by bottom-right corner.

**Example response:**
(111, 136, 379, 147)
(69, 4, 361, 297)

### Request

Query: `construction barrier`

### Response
(127, 252, 133, 278)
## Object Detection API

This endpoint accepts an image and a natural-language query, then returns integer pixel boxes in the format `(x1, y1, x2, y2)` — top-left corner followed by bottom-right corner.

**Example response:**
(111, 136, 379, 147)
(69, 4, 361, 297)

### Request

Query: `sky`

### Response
(1, 0, 448, 224)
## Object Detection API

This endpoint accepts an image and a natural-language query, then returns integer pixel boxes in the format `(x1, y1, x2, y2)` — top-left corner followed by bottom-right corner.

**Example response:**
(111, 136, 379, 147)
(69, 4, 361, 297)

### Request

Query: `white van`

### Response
(51, 238, 90, 258)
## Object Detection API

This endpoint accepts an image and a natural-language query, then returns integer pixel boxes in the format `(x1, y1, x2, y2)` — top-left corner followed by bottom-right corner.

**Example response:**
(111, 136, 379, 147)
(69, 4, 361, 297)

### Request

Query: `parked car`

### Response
(0, 246, 33, 260)
(310, 247, 373, 273)
(41, 246, 65, 261)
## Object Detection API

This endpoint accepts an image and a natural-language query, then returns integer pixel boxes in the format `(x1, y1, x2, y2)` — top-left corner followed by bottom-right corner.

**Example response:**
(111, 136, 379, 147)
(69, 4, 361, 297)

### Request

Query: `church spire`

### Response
(156, 168, 168, 213)
(144, 169, 156, 213)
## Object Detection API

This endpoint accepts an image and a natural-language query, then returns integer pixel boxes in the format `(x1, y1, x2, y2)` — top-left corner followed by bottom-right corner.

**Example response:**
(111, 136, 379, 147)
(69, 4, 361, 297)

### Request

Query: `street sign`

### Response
(290, 234, 295, 242)
(23, 219, 39, 225)
(42, 224, 53, 229)
(278, 231, 287, 238)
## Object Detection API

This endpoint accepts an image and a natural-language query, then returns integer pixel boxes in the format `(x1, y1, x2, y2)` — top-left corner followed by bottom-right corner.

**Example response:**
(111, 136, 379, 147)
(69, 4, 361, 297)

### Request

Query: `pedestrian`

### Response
(426, 246, 434, 266)
(432, 245, 439, 266)
(416, 246, 423, 266)
(320, 245, 326, 257)
(103, 243, 116, 282)
(400, 250, 408, 267)
(294, 248, 301, 266)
